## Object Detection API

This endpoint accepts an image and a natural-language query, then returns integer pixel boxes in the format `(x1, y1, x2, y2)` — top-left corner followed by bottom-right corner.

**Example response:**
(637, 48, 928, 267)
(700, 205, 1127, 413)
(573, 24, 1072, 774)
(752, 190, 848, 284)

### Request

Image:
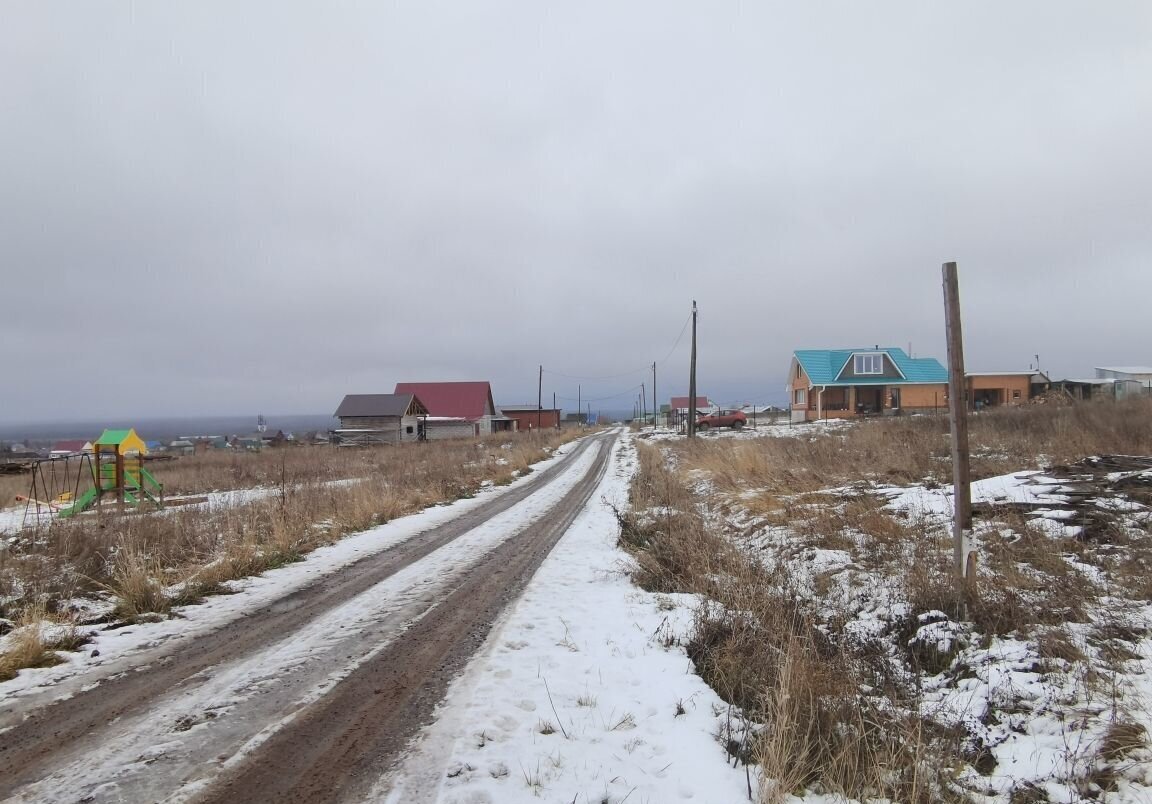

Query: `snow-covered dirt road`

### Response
(0, 432, 618, 803)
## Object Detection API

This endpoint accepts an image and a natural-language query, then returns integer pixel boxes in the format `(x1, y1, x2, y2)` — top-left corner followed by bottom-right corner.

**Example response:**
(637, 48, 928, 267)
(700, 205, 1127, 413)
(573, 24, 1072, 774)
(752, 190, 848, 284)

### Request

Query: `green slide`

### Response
(57, 487, 99, 519)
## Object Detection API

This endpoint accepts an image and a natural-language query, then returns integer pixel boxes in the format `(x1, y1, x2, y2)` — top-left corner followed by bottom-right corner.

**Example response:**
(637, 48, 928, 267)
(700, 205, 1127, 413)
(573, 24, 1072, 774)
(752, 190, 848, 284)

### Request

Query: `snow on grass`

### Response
(878, 471, 1074, 519)
(381, 433, 751, 804)
(0, 476, 368, 539)
(0, 440, 585, 711)
(642, 417, 853, 444)
(654, 437, 1152, 802)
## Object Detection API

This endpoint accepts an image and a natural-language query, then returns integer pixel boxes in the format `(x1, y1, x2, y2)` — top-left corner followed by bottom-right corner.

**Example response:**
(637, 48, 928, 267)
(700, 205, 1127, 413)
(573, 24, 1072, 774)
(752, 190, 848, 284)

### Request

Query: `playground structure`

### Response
(18, 428, 164, 527)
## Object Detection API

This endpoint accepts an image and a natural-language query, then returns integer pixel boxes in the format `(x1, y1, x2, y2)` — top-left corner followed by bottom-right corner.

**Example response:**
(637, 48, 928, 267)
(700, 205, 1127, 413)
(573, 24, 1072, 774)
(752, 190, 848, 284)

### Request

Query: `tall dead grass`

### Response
(620, 443, 966, 802)
(0, 605, 88, 681)
(0, 429, 579, 677)
(624, 401, 1152, 800)
(696, 397, 1152, 500)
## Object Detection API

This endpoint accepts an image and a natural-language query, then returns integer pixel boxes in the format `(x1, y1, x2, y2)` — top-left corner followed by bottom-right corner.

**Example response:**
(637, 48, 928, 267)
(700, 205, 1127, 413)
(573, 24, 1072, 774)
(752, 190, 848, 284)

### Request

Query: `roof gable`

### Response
(394, 382, 495, 419)
(794, 348, 948, 385)
(334, 393, 428, 418)
(51, 440, 88, 452)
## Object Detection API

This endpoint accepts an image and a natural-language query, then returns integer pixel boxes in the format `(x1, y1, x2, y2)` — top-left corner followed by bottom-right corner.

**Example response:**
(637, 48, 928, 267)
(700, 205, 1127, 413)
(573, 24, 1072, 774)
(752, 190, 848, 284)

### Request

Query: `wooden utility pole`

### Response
(943, 262, 973, 594)
(652, 361, 657, 429)
(687, 300, 698, 439)
(577, 385, 581, 428)
(537, 365, 543, 431)
(552, 391, 557, 429)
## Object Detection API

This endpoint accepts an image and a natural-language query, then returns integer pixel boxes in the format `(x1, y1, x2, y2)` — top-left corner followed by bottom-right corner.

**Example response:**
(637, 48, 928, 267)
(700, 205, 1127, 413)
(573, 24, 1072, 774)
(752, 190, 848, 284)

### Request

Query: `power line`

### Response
(555, 383, 644, 403)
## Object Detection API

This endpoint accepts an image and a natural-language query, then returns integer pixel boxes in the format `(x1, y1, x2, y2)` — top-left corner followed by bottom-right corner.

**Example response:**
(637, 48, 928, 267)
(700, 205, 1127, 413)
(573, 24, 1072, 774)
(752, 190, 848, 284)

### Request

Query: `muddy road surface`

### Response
(0, 431, 617, 803)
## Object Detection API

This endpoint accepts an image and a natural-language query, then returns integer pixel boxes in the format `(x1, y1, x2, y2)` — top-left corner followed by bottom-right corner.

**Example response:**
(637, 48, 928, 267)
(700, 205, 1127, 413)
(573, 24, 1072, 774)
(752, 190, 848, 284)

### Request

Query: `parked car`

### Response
(695, 409, 747, 430)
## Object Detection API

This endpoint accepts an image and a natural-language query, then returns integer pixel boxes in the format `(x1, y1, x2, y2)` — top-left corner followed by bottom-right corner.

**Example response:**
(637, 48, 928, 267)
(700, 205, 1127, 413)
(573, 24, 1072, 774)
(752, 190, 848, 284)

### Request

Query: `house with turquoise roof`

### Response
(788, 347, 949, 422)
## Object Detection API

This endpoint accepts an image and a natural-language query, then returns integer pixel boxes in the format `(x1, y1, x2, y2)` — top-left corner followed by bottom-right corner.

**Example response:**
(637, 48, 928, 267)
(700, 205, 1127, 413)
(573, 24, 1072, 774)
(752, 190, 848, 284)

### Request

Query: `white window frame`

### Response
(853, 353, 884, 375)
(794, 388, 807, 405)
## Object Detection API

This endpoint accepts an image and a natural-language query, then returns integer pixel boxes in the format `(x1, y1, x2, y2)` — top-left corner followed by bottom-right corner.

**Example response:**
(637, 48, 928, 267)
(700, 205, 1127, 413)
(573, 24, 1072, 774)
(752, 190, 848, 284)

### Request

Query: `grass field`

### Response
(0, 429, 583, 679)
(622, 398, 1152, 802)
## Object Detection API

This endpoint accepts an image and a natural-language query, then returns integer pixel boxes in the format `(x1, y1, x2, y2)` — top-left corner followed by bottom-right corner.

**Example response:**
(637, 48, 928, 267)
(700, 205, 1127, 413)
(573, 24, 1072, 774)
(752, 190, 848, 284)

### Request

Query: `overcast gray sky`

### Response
(2, 1, 1150, 422)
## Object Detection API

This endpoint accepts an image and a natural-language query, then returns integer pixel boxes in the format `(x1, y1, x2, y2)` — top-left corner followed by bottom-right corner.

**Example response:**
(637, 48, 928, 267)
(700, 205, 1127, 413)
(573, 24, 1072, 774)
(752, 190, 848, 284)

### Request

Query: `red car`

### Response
(695, 410, 747, 430)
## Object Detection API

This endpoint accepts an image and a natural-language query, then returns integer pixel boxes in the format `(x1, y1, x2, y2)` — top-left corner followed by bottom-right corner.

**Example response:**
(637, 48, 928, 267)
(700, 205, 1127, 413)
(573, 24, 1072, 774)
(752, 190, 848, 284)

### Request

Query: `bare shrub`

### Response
(106, 543, 172, 621)
(0, 606, 88, 681)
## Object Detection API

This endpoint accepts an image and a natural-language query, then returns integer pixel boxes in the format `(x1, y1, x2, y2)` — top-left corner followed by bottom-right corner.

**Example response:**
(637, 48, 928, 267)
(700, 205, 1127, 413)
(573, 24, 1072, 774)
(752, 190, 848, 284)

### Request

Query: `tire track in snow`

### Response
(193, 432, 616, 804)
(0, 435, 608, 802)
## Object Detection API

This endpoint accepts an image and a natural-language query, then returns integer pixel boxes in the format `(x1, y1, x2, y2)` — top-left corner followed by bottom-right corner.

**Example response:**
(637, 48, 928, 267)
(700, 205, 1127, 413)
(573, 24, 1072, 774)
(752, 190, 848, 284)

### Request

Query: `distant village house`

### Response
(393, 382, 514, 438)
(333, 394, 431, 446)
(668, 396, 711, 428)
(499, 406, 562, 431)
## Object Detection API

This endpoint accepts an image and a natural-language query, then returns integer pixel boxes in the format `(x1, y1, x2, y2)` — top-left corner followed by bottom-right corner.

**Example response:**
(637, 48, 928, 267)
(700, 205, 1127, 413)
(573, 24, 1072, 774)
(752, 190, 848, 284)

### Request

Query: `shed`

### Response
(1095, 367, 1152, 390)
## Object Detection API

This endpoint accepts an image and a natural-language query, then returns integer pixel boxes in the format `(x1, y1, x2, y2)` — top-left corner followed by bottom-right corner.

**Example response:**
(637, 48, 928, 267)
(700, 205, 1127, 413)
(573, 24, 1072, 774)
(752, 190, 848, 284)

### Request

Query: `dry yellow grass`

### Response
(622, 400, 1152, 801)
(0, 605, 87, 682)
(619, 441, 969, 802)
(693, 397, 1152, 498)
(1, 429, 582, 645)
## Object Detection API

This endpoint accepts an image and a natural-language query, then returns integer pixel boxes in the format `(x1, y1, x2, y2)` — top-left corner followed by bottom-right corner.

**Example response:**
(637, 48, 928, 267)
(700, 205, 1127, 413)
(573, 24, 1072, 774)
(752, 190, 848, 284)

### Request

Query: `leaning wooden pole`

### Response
(537, 365, 543, 431)
(943, 262, 973, 596)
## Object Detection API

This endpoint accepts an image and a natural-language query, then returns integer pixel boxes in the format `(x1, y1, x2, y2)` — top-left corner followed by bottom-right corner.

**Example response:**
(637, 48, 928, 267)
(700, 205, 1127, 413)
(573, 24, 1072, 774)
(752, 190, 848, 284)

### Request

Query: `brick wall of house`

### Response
(898, 384, 949, 412)
(968, 375, 1032, 406)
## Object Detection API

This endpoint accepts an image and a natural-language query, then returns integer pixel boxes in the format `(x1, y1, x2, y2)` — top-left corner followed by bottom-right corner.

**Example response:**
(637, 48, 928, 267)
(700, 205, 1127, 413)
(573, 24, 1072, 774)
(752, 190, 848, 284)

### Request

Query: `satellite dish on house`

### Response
(257, 414, 267, 433)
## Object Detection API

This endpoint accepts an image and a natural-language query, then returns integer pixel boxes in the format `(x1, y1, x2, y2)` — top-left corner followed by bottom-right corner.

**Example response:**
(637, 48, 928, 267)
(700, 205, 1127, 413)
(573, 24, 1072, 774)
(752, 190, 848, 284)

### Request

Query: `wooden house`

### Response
(333, 394, 431, 446)
(260, 430, 288, 447)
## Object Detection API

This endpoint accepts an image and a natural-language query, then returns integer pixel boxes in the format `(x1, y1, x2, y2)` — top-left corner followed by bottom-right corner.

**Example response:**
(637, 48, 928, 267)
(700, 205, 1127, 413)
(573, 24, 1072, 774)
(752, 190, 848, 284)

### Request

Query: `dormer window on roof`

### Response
(853, 352, 884, 375)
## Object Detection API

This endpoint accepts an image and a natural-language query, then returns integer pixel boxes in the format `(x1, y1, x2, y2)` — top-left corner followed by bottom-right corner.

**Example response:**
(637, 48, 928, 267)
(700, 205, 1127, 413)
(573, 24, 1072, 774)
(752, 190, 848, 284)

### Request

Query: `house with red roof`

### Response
(668, 396, 711, 428)
(393, 382, 515, 439)
(49, 439, 93, 458)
